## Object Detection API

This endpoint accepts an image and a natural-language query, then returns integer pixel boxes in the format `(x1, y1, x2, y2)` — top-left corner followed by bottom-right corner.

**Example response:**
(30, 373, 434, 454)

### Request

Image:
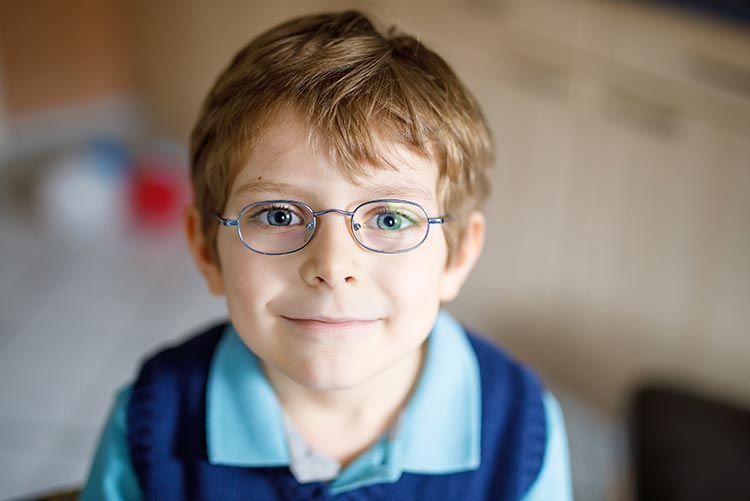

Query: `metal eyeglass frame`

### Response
(215, 198, 449, 255)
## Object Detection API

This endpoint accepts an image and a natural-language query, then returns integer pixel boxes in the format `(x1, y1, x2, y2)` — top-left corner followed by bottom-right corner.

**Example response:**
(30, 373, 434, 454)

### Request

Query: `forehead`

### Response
(230, 116, 440, 201)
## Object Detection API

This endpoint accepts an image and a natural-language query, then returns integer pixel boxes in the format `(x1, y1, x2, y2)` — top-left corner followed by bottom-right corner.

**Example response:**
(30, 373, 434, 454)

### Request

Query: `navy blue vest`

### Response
(127, 323, 547, 500)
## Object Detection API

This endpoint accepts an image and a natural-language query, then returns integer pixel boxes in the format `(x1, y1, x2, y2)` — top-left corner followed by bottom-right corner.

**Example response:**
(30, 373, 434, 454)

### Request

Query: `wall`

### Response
(0, 0, 139, 162)
(0, 0, 133, 115)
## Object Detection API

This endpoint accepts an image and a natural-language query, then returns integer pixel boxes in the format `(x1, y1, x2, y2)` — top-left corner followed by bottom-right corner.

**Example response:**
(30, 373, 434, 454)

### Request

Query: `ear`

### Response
(184, 206, 225, 295)
(439, 211, 486, 303)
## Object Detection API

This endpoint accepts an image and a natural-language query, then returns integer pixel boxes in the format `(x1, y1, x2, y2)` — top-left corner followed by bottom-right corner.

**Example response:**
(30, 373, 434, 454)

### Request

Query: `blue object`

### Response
(648, 0, 750, 26)
(84, 138, 132, 180)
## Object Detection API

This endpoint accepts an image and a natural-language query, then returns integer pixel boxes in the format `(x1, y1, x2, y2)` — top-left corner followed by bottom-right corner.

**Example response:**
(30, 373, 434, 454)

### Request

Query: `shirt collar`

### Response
(206, 309, 481, 477)
(399, 309, 482, 472)
(206, 330, 289, 466)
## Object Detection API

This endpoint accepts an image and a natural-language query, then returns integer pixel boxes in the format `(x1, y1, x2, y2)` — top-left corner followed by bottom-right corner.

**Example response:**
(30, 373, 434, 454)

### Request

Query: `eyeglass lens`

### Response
(236, 200, 431, 254)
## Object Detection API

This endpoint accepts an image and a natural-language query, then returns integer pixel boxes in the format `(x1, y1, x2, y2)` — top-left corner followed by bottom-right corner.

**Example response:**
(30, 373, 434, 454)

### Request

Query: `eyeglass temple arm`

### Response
(428, 216, 450, 225)
(214, 214, 239, 227)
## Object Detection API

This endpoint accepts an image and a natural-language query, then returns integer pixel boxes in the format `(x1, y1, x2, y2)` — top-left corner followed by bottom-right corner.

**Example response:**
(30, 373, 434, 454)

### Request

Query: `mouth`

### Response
(280, 316, 381, 337)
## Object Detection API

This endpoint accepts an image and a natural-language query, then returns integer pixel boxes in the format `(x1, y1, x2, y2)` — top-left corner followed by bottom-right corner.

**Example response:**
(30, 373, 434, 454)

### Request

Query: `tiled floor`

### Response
(0, 202, 226, 499)
(0, 202, 625, 500)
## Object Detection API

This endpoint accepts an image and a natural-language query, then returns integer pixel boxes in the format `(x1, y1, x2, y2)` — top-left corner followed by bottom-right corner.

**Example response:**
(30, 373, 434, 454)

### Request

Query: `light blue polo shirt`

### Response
(81, 311, 572, 500)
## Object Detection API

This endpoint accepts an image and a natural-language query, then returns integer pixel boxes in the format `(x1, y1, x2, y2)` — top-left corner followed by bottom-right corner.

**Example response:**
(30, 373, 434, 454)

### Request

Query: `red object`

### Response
(129, 162, 189, 227)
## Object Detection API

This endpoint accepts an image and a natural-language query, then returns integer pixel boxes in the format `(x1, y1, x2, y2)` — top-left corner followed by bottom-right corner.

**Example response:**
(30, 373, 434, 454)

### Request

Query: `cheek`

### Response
(224, 262, 283, 307)
(220, 258, 293, 365)
(217, 237, 285, 324)
(382, 244, 447, 316)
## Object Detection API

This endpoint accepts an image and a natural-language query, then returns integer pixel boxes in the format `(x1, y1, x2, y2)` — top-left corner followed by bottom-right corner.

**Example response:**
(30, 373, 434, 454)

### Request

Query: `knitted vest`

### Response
(127, 323, 547, 500)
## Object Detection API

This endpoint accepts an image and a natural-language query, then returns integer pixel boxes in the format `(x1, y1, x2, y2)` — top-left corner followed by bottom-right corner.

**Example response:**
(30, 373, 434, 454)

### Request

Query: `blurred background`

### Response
(0, 0, 748, 500)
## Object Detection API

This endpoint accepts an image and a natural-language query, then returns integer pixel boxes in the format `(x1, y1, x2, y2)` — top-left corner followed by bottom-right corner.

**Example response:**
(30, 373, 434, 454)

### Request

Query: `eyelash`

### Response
(247, 204, 297, 218)
(371, 206, 417, 222)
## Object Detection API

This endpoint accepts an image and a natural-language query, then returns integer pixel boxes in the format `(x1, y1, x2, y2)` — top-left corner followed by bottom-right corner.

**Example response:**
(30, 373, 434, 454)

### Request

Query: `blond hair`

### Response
(190, 10, 493, 262)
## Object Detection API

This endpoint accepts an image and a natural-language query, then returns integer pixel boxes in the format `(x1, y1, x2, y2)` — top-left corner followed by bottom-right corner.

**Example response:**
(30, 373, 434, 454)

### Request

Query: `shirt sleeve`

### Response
(80, 385, 143, 501)
(522, 391, 574, 501)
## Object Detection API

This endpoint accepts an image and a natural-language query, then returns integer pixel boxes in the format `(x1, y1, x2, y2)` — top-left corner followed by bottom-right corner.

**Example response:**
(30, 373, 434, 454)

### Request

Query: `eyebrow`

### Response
(362, 184, 435, 203)
(233, 180, 435, 204)
(233, 180, 307, 199)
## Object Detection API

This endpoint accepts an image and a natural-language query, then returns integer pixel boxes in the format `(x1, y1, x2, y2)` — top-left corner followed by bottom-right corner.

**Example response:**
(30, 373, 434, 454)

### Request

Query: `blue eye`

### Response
(265, 208, 295, 226)
(246, 205, 305, 228)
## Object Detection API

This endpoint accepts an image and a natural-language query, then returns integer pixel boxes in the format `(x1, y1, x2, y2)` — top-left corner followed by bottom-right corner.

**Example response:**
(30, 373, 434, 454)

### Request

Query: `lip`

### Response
(281, 316, 381, 339)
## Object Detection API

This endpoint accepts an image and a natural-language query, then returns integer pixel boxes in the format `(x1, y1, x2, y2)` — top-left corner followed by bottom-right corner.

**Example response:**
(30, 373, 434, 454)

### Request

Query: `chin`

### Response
(291, 360, 372, 391)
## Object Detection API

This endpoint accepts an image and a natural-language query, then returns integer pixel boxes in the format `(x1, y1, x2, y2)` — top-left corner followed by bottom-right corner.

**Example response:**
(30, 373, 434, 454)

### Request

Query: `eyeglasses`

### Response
(215, 199, 449, 255)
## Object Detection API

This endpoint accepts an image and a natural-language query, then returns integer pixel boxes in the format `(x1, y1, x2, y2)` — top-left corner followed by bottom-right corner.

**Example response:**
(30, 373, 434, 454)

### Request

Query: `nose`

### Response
(299, 215, 362, 288)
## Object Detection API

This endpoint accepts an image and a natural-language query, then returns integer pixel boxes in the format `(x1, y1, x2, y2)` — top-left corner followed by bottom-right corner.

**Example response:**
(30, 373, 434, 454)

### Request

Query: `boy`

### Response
(82, 10, 571, 500)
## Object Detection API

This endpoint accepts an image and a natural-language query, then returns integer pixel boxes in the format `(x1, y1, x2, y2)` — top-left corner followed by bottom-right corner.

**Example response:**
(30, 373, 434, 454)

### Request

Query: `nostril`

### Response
(312, 273, 355, 286)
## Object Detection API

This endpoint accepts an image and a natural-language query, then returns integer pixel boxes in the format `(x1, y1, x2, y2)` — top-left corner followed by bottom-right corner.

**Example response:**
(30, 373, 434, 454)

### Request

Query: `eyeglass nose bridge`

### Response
(311, 208, 362, 231)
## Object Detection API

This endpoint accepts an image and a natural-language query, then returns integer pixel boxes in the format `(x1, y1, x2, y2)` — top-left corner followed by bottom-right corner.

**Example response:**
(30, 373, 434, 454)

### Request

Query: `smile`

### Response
(280, 316, 381, 339)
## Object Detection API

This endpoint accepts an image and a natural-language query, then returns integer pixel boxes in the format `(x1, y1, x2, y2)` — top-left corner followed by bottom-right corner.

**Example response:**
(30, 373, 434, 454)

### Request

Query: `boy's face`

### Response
(188, 116, 483, 391)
